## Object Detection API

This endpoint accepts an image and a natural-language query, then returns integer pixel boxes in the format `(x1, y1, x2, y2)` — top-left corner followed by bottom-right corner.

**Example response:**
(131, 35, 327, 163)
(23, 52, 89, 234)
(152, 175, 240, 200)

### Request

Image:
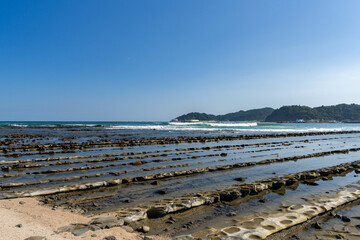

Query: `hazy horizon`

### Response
(2, 1, 360, 121)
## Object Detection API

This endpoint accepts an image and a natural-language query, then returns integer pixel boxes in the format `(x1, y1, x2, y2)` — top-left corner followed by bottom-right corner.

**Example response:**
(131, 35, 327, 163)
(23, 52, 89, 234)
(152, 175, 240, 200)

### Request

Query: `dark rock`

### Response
(341, 215, 351, 222)
(303, 181, 319, 186)
(234, 177, 246, 182)
(150, 181, 158, 185)
(219, 190, 241, 202)
(109, 172, 120, 176)
(271, 180, 286, 190)
(259, 199, 267, 203)
(104, 236, 116, 240)
(285, 178, 298, 186)
(220, 153, 227, 157)
(15, 224, 23, 228)
(156, 189, 167, 195)
(169, 216, 176, 221)
(355, 169, 360, 174)
(122, 178, 130, 183)
(19, 201, 25, 205)
(227, 212, 237, 217)
(313, 221, 322, 229)
(147, 206, 168, 218)
(15, 163, 25, 168)
(1, 166, 12, 171)
(249, 185, 263, 195)
(166, 216, 176, 224)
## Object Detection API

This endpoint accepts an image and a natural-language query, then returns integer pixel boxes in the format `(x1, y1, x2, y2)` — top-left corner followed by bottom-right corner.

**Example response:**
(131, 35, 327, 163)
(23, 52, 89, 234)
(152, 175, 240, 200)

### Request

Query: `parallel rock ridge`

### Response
(173, 188, 360, 239)
(2, 131, 360, 156)
(2, 148, 359, 198)
(115, 160, 360, 227)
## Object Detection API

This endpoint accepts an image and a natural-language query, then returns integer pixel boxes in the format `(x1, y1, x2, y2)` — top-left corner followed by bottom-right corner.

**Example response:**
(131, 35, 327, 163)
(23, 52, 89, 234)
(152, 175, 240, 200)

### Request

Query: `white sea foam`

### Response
(104, 122, 360, 133)
(106, 125, 219, 131)
(10, 124, 28, 127)
(208, 122, 257, 127)
(107, 125, 168, 130)
(64, 124, 98, 127)
(233, 127, 360, 133)
(168, 122, 202, 125)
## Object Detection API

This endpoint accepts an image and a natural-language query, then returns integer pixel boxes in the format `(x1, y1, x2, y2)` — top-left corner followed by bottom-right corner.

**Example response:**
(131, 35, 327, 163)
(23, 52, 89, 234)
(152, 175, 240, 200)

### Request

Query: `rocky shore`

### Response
(2, 129, 360, 239)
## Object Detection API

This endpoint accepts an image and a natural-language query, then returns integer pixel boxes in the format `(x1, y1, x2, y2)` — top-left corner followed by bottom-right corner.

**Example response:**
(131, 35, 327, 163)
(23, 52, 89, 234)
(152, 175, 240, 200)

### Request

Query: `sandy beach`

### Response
(0, 197, 146, 240)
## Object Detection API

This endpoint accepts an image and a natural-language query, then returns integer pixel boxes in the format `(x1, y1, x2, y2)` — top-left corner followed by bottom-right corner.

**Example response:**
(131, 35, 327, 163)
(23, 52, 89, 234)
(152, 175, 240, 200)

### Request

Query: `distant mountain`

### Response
(175, 104, 360, 123)
(265, 104, 360, 122)
(175, 108, 275, 122)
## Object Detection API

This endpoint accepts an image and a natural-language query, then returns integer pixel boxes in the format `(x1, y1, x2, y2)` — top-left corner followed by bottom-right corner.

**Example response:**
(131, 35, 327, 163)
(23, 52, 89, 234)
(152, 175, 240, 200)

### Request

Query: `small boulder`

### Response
(219, 190, 241, 202)
(271, 180, 286, 190)
(156, 189, 167, 195)
(141, 225, 150, 233)
(104, 236, 116, 240)
(234, 177, 246, 182)
(227, 212, 237, 217)
(122, 226, 134, 233)
(341, 215, 351, 222)
(147, 206, 168, 218)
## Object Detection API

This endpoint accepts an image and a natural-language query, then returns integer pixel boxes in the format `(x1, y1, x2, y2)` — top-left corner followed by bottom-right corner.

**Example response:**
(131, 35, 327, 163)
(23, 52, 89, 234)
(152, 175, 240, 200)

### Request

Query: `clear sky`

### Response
(1, 0, 360, 121)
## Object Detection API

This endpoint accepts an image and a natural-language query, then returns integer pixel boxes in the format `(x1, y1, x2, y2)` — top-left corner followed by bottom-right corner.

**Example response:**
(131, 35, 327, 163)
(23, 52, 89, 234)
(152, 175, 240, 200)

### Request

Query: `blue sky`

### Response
(1, 0, 360, 121)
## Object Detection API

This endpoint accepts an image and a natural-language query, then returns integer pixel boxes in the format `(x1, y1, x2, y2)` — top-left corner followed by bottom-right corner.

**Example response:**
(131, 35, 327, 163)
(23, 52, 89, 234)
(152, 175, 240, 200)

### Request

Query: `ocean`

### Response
(2, 121, 360, 134)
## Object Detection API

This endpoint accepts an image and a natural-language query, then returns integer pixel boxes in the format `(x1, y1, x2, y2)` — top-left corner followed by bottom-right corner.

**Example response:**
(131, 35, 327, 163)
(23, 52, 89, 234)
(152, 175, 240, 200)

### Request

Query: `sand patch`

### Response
(0, 197, 147, 240)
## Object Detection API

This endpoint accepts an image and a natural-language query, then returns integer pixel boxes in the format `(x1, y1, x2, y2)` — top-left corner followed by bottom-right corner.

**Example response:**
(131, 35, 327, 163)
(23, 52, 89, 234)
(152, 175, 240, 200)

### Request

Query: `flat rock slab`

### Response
(90, 216, 124, 229)
(24, 237, 47, 240)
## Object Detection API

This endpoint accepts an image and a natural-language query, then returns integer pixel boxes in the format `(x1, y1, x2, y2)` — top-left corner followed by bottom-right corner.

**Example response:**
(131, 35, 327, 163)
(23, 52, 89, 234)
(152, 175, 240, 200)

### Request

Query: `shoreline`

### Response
(0, 196, 166, 240)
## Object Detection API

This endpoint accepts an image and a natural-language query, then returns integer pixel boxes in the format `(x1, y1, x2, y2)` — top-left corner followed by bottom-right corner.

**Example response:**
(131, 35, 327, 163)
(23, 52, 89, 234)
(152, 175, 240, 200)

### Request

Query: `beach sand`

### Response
(0, 197, 149, 240)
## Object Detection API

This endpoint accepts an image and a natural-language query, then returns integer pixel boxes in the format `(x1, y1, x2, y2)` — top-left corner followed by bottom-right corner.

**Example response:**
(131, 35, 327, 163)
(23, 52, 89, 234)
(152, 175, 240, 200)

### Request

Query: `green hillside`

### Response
(175, 108, 274, 122)
(265, 104, 360, 122)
